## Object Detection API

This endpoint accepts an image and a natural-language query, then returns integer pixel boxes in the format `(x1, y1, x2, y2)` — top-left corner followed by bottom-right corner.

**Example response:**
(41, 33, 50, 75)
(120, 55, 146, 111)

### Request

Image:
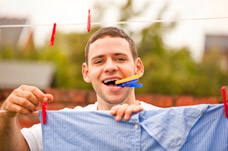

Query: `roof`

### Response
(0, 17, 27, 47)
(0, 60, 55, 89)
(205, 34, 228, 51)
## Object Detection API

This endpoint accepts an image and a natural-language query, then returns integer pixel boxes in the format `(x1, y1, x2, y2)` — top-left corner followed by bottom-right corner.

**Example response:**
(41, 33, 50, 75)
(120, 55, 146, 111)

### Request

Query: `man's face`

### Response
(82, 36, 143, 106)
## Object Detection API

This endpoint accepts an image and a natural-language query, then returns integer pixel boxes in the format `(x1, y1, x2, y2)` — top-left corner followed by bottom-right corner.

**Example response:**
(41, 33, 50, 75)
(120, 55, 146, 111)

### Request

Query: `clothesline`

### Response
(0, 110, 39, 113)
(0, 16, 228, 28)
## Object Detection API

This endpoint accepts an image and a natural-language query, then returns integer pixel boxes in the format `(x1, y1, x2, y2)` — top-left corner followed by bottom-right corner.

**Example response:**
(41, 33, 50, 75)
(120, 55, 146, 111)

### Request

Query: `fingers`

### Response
(2, 97, 33, 115)
(13, 89, 39, 106)
(19, 85, 54, 103)
(110, 105, 120, 115)
(112, 104, 128, 121)
(7, 102, 33, 115)
(19, 85, 47, 102)
(110, 104, 144, 121)
(1, 85, 54, 116)
(124, 105, 143, 120)
(45, 94, 54, 102)
(12, 96, 36, 112)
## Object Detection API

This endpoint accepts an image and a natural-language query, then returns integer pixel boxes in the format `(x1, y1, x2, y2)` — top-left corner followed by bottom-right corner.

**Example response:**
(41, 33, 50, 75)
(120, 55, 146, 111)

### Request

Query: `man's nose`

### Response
(104, 59, 118, 73)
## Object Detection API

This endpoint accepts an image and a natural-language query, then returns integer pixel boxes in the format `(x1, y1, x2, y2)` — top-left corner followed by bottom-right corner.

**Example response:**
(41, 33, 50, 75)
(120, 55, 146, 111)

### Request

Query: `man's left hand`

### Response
(110, 104, 144, 121)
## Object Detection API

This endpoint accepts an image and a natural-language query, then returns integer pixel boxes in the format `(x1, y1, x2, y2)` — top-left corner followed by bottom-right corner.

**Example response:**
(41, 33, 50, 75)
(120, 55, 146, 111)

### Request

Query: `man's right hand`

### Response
(1, 85, 53, 116)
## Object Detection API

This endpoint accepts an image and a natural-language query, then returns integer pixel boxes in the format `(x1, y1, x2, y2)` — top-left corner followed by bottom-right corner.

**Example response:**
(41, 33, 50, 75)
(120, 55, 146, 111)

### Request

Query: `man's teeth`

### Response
(103, 79, 118, 84)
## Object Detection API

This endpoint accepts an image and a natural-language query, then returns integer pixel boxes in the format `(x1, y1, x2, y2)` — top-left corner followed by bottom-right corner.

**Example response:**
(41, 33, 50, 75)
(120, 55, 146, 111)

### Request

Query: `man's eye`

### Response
(116, 58, 126, 61)
(94, 60, 103, 64)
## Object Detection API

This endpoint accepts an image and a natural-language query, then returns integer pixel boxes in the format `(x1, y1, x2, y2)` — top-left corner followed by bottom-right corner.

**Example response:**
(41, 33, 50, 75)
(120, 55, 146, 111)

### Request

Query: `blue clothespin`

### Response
(116, 79, 142, 87)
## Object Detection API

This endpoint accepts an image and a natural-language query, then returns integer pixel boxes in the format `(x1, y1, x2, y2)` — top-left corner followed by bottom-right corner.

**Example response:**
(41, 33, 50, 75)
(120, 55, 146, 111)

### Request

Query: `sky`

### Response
(0, 0, 228, 61)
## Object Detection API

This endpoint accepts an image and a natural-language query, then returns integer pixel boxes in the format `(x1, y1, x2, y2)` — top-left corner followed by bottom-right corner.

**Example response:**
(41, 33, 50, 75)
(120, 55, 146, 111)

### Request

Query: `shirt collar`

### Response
(140, 104, 208, 151)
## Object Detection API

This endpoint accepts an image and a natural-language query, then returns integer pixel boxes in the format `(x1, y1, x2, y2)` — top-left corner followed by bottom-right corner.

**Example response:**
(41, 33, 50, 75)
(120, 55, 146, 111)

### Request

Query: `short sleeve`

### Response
(21, 123, 43, 151)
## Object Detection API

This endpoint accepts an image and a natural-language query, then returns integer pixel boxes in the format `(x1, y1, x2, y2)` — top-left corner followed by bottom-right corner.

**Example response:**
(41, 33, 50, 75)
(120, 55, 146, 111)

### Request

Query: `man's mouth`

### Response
(103, 79, 118, 86)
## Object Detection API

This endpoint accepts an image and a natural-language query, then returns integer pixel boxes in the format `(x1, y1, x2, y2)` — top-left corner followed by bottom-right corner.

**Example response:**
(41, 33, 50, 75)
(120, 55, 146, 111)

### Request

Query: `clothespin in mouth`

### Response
(116, 79, 142, 87)
(42, 102, 47, 124)
(115, 74, 143, 88)
(221, 86, 228, 118)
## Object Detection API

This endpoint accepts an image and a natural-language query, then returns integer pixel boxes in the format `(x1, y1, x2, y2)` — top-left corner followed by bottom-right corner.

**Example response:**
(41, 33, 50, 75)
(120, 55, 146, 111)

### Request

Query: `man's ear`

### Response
(135, 58, 144, 77)
(82, 63, 91, 83)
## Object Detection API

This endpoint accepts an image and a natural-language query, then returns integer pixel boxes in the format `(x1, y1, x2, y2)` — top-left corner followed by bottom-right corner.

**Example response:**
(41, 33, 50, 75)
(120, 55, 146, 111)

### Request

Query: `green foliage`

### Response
(36, 30, 99, 89)
(0, 47, 14, 59)
(1, 1, 228, 97)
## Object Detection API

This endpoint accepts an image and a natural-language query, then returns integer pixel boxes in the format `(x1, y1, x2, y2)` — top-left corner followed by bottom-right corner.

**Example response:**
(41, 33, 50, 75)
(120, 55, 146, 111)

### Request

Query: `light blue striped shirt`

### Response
(40, 104, 228, 151)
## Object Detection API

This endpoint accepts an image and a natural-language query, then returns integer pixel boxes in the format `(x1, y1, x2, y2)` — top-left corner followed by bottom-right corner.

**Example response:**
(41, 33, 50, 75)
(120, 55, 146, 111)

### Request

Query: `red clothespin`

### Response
(221, 86, 228, 118)
(42, 102, 47, 124)
(49, 23, 57, 46)
(87, 9, 91, 32)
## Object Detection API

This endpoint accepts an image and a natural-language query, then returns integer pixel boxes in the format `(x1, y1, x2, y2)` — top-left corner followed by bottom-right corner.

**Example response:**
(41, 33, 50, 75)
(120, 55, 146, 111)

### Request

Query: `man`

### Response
(0, 27, 159, 151)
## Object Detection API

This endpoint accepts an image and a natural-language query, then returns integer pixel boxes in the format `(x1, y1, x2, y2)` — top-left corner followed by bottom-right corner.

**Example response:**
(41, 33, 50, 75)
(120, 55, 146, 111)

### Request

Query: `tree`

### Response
(1, 0, 228, 97)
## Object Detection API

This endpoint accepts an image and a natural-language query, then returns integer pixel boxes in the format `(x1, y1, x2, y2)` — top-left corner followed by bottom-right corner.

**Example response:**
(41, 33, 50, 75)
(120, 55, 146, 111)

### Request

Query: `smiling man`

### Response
(83, 34, 142, 109)
(0, 27, 159, 151)
(83, 27, 159, 121)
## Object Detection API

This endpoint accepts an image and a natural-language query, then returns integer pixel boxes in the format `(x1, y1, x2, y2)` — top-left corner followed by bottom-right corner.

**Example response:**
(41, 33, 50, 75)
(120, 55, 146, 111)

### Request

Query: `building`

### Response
(204, 34, 228, 71)
(0, 17, 34, 50)
(0, 17, 55, 89)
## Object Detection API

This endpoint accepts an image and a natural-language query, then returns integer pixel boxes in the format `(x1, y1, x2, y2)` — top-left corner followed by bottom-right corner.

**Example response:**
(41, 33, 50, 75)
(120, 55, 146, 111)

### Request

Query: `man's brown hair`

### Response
(85, 27, 138, 64)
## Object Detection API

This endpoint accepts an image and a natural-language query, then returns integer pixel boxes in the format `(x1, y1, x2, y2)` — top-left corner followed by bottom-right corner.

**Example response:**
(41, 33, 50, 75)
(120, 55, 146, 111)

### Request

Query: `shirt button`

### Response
(134, 124, 139, 129)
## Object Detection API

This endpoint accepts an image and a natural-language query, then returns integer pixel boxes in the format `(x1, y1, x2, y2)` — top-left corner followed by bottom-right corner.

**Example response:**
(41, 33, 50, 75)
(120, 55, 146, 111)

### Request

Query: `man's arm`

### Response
(0, 112, 30, 151)
(0, 85, 53, 151)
